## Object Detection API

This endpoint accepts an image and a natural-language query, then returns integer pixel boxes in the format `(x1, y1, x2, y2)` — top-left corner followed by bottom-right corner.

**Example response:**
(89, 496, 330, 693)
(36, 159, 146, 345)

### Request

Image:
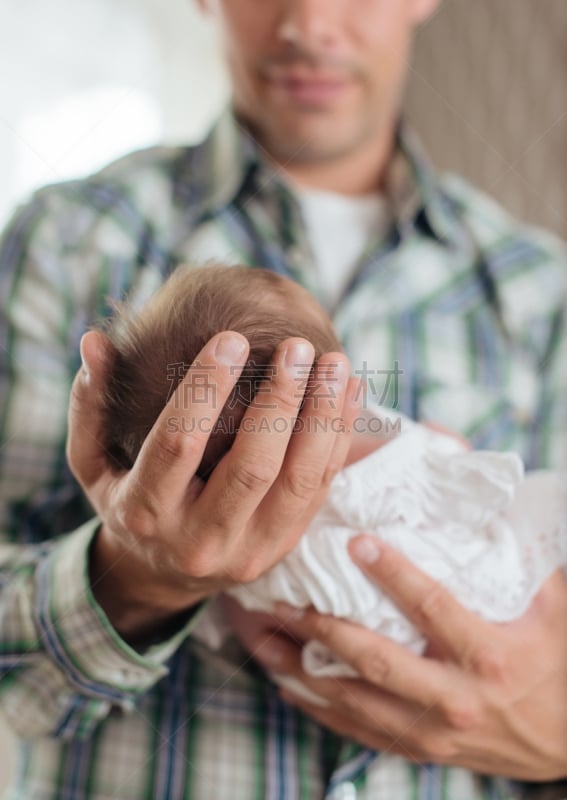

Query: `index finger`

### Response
(132, 331, 249, 504)
(200, 337, 317, 529)
(348, 536, 496, 666)
(270, 603, 453, 711)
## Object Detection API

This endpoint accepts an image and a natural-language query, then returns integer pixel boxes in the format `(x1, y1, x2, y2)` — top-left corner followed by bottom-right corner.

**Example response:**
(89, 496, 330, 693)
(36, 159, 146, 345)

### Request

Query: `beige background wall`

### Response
(406, 0, 567, 238)
(0, 0, 565, 795)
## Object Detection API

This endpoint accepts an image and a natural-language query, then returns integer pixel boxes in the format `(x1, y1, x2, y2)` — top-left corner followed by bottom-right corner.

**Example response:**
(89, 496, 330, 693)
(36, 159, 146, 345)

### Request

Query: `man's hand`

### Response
(252, 537, 567, 781)
(66, 329, 360, 645)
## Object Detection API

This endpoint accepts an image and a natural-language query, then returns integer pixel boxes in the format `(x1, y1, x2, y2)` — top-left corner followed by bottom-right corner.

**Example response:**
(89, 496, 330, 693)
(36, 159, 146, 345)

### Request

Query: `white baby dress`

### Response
(194, 406, 567, 687)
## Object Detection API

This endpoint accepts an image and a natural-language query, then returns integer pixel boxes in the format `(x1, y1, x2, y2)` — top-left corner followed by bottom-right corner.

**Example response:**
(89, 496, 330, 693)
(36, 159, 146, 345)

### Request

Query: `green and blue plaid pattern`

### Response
(0, 109, 566, 799)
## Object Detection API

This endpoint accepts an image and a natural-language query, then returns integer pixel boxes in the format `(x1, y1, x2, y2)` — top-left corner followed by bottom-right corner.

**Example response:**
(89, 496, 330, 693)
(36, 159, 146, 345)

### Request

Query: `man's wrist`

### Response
(88, 523, 205, 648)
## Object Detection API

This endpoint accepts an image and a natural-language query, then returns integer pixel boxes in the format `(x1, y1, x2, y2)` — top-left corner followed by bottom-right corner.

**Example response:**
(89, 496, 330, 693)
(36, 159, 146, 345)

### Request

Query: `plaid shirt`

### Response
(0, 109, 566, 800)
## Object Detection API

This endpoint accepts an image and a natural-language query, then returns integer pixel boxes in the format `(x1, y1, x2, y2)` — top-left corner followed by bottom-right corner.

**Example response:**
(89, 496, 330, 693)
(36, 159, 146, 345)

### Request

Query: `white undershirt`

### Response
(294, 186, 392, 308)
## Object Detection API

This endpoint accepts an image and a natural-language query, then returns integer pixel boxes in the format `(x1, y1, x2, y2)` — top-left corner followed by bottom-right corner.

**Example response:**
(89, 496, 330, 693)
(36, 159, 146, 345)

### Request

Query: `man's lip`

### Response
(272, 76, 347, 89)
(265, 67, 351, 86)
(264, 70, 353, 103)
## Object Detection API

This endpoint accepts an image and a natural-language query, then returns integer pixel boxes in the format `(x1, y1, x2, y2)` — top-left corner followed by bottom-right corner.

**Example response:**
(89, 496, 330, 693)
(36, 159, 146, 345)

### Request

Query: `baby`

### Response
(101, 263, 567, 692)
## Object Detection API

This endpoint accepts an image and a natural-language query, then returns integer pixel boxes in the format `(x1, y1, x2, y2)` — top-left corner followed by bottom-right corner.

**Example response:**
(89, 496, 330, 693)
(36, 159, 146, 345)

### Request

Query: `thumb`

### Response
(66, 329, 117, 490)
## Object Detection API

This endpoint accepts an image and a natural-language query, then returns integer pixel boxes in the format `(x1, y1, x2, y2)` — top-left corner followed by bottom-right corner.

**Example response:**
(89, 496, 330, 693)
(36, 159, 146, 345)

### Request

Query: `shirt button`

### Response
(327, 782, 357, 800)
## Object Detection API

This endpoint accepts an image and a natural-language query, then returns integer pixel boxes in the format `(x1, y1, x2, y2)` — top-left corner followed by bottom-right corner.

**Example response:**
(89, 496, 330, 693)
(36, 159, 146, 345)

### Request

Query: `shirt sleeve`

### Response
(0, 519, 205, 740)
(0, 185, 202, 740)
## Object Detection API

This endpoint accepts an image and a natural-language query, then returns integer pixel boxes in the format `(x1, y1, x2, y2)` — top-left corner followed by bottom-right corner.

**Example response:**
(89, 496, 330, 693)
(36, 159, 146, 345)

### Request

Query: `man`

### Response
(0, 0, 566, 797)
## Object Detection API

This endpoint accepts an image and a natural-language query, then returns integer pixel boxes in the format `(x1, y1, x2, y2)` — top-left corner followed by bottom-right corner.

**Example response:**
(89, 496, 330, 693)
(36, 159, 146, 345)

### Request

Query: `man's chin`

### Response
(261, 126, 367, 167)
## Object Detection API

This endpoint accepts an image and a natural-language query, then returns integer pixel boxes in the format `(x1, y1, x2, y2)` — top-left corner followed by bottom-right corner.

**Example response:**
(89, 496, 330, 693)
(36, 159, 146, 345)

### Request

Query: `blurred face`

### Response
(200, 0, 439, 166)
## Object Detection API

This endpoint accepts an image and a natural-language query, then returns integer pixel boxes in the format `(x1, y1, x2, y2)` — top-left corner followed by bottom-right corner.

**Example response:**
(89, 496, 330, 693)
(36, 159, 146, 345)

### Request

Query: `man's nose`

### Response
(276, 0, 343, 52)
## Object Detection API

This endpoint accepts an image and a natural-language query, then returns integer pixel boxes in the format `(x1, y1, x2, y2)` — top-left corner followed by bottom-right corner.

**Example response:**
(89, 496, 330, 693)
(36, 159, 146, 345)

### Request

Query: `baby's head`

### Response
(101, 264, 341, 480)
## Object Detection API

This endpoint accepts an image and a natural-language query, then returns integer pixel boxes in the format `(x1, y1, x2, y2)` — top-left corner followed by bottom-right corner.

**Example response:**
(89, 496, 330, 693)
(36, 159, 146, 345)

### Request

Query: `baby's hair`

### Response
(100, 264, 341, 480)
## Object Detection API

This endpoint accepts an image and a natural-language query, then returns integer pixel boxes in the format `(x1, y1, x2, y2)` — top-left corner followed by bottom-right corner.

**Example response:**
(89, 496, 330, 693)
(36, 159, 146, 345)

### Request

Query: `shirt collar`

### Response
(183, 107, 459, 246)
(199, 107, 261, 211)
(393, 121, 459, 245)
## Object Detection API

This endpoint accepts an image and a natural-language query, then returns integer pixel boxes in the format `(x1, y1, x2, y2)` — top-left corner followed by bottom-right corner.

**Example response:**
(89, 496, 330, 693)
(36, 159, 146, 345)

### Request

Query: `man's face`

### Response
(201, 0, 439, 166)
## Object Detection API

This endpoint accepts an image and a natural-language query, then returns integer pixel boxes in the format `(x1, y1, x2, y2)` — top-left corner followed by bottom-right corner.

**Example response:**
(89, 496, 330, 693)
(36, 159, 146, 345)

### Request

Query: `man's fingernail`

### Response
(214, 332, 247, 365)
(79, 336, 90, 384)
(274, 602, 304, 622)
(351, 536, 381, 564)
(284, 341, 314, 379)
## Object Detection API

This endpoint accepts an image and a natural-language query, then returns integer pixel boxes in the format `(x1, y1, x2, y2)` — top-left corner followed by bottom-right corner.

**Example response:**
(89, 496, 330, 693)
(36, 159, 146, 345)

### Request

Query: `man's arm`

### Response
(254, 536, 567, 782)
(0, 187, 361, 739)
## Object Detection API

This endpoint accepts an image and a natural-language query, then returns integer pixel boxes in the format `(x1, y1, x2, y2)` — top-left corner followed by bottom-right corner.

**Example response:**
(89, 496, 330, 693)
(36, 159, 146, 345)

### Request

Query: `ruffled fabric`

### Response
(195, 408, 567, 681)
